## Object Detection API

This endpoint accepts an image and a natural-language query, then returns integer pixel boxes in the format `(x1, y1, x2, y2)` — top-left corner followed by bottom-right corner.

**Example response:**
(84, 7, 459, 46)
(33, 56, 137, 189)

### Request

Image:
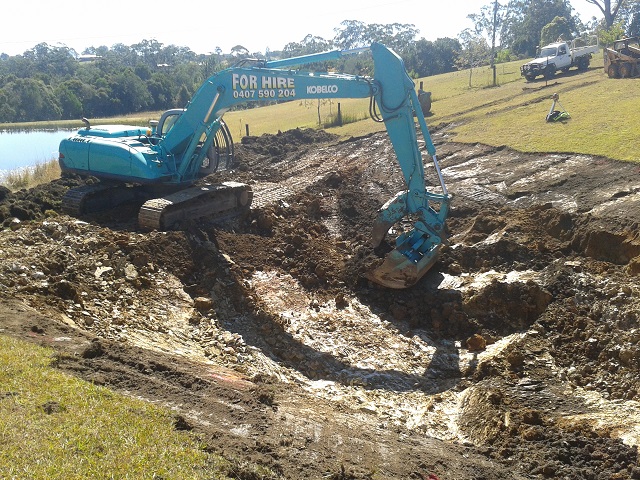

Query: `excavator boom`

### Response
(58, 43, 449, 289)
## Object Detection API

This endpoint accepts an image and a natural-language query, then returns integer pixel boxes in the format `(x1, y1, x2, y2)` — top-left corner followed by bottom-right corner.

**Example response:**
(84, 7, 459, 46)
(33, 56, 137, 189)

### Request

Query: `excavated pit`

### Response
(1, 127, 640, 479)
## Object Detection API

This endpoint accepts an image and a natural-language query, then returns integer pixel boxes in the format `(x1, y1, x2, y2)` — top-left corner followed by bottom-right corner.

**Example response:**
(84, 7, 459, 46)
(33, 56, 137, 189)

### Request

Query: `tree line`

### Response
(0, 0, 637, 124)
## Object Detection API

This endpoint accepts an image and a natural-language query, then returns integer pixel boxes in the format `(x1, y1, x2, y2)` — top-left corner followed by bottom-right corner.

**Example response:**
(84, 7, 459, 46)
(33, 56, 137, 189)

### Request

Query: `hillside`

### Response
(227, 51, 639, 162)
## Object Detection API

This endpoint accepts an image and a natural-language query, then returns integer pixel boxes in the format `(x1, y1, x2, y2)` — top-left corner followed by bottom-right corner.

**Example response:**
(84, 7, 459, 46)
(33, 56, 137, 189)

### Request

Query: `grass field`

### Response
(1, 160, 61, 191)
(226, 50, 639, 162)
(0, 336, 242, 479)
(226, 51, 636, 162)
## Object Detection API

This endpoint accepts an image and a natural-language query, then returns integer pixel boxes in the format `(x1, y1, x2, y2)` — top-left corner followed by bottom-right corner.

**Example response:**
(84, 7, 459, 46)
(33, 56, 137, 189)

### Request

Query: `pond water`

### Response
(0, 129, 76, 174)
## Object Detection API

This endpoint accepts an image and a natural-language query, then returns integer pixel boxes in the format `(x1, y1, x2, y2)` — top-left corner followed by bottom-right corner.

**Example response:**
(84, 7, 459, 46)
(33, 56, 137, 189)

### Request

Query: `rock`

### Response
(94, 266, 113, 279)
(466, 334, 487, 352)
(627, 256, 640, 276)
(194, 296, 214, 310)
(314, 263, 328, 282)
(506, 350, 525, 369)
(390, 304, 409, 321)
(173, 415, 193, 431)
(448, 262, 462, 275)
(335, 293, 349, 309)
(256, 211, 275, 231)
(324, 171, 343, 187)
(81, 339, 105, 359)
(619, 347, 637, 366)
(306, 199, 322, 217)
(124, 264, 138, 281)
(9, 218, 21, 230)
(41, 401, 65, 414)
(52, 280, 79, 302)
(131, 252, 152, 268)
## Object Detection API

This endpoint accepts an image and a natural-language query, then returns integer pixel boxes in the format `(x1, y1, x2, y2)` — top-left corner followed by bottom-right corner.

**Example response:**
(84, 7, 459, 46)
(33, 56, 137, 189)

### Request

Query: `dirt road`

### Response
(1, 127, 639, 479)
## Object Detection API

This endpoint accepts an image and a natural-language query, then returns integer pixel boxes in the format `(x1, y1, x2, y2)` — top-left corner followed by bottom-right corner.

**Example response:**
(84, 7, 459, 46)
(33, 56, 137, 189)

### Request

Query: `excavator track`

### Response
(61, 183, 138, 216)
(138, 181, 253, 231)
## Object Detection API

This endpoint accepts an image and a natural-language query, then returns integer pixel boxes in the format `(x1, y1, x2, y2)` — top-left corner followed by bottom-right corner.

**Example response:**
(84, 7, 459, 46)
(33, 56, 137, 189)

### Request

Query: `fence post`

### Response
(337, 103, 342, 127)
(245, 124, 250, 137)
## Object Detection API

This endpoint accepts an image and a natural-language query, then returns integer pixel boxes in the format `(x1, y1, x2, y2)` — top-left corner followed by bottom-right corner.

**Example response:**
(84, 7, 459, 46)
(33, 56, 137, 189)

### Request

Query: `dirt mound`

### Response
(2, 127, 640, 478)
(239, 127, 337, 157)
(0, 175, 90, 225)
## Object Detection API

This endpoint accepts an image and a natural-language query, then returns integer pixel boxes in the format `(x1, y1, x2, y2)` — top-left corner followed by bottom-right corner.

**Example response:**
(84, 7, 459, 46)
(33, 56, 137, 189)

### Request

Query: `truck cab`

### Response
(521, 36, 598, 81)
(521, 42, 572, 81)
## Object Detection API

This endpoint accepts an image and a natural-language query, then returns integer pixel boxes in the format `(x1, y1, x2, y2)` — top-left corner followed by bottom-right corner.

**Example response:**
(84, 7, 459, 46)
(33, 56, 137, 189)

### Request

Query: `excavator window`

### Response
(160, 114, 179, 136)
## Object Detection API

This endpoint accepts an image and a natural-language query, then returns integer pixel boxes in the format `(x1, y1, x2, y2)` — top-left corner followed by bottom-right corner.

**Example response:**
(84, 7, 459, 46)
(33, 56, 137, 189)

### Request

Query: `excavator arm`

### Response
(156, 43, 449, 288)
(58, 43, 449, 289)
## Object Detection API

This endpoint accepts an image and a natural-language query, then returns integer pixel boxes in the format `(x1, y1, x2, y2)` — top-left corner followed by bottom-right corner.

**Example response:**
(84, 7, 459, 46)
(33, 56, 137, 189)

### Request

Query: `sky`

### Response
(0, 0, 603, 57)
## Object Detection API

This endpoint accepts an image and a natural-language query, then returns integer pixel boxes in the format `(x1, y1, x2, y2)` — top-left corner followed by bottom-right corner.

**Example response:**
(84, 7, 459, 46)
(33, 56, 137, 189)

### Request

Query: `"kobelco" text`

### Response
(306, 85, 339, 94)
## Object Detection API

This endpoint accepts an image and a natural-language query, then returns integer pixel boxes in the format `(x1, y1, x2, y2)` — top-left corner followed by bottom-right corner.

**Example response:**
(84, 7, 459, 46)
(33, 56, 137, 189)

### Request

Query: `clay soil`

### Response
(1, 126, 640, 479)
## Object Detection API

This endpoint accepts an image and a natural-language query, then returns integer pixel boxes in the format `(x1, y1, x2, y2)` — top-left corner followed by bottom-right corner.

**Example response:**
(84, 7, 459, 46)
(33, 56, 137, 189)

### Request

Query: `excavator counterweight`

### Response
(58, 43, 449, 289)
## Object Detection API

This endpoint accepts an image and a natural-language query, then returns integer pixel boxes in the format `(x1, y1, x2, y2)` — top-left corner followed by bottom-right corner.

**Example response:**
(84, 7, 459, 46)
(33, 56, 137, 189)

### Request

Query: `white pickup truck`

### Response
(521, 36, 599, 81)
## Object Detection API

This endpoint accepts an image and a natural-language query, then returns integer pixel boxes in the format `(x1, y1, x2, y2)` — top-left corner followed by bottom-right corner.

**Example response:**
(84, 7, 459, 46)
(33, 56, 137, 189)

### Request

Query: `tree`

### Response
(110, 43, 138, 67)
(502, 0, 579, 56)
(230, 45, 250, 58)
(333, 20, 368, 49)
(540, 15, 574, 44)
(363, 22, 419, 53)
(333, 20, 418, 54)
(627, 0, 640, 35)
(433, 38, 462, 73)
(469, 1, 508, 86)
(201, 54, 220, 79)
(131, 39, 163, 67)
(147, 72, 175, 110)
(175, 85, 191, 108)
(457, 29, 492, 86)
(84, 87, 113, 118)
(404, 39, 436, 77)
(134, 64, 152, 81)
(0, 90, 16, 122)
(109, 69, 152, 113)
(283, 34, 333, 58)
(404, 38, 460, 77)
(608, 0, 640, 36)
(0, 37, 223, 121)
(55, 84, 83, 119)
(586, 0, 626, 27)
(3, 77, 62, 121)
(281, 35, 335, 72)
(57, 78, 96, 116)
(16, 43, 78, 80)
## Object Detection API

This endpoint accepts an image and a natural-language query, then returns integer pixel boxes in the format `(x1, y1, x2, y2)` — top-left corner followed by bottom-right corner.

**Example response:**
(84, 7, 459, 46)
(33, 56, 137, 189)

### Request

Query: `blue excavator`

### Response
(58, 43, 449, 289)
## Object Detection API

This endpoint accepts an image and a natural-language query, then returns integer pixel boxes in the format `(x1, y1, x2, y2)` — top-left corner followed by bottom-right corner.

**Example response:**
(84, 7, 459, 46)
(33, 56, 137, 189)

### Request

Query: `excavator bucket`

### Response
(366, 244, 441, 289)
(365, 189, 449, 289)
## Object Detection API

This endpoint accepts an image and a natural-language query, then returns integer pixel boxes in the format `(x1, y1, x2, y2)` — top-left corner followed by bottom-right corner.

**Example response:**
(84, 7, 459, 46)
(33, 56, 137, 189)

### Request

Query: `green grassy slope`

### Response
(422, 52, 638, 161)
(0, 336, 233, 479)
(224, 51, 638, 162)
